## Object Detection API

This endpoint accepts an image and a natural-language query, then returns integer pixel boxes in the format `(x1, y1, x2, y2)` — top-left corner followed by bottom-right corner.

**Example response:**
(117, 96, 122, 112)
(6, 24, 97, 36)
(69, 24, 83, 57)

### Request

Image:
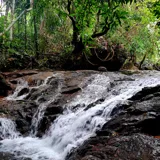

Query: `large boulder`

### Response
(100, 85, 160, 136)
(0, 100, 38, 135)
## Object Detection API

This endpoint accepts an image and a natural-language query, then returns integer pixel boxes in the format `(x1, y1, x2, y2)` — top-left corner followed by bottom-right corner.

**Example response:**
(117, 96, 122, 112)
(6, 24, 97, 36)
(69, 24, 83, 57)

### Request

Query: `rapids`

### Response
(0, 71, 160, 160)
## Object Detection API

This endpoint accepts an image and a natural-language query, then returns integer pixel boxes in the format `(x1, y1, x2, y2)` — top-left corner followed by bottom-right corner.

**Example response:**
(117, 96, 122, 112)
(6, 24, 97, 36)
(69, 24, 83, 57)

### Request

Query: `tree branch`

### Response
(67, 0, 79, 44)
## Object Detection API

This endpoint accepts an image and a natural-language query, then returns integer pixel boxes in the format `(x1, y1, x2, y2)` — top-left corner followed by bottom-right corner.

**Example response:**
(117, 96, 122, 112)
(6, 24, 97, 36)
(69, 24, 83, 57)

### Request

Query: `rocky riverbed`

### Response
(0, 70, 160, 160)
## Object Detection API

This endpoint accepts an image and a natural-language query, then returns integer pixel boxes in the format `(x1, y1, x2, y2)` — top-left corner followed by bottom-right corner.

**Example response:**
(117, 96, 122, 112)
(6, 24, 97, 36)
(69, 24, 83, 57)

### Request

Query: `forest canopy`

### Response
(0, 0, 160, 70)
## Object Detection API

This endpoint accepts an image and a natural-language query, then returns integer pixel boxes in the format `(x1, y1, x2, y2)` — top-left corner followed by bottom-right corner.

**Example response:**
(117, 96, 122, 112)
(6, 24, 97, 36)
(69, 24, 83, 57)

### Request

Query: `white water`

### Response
(31, 74, 64, 136)
(6, 79, 29, 101)
(0, 118, 20, 139)
(0, 72, 160, 160)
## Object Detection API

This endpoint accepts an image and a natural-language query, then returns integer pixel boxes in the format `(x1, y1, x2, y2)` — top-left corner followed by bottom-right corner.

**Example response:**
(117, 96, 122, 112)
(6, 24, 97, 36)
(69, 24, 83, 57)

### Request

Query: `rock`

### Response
(98, 66, 107, 72)
(61, 86, 81, 94)
(0, 74, 12, 96)
(36, 115, 57, 137)
(17, 88, 29, 97)
(129, 85, 160, 101)
(0, 152, 16, 160)
(44, 104, 63, 116)
(1, 70, 160, 159)
(120, 60, 139, 71)
(68, 134, 160, 160)
(120, 70, 140, 75)
(141, 63, 154, 70)
(153, 63, 160, 71)
(0, 152, 32, 160)
(101, 88, 160, 136)
(84, 98, 105, 111)
(2, 70, 38, 79)
(0, 100, 38, 135)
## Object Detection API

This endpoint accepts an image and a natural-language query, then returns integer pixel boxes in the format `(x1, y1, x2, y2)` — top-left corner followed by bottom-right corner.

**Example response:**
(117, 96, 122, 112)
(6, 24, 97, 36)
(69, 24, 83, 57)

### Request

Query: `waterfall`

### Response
(6, 79, 29, 101)
(30, 74, 63, 136)
(0, 118, 20, 139)
(0, 71, 160, 160)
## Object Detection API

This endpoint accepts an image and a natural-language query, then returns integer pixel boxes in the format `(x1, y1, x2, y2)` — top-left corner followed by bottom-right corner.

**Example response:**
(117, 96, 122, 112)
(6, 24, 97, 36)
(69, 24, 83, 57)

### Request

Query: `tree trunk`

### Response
(72, 37, 84, 56)
(139, 53, 147, 69)
(25, 12, 27, 50)
(4, 3, 9, 30)
(10, 0, 15, 40)
(33, 1, 39, 59)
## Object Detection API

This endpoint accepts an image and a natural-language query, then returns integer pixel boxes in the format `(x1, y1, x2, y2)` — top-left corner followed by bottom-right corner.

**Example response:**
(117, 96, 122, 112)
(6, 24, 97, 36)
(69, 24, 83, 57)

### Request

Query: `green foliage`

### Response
(151, 1, 160, 18)
(107, 1, 160, 64)
(0, 0, 159, 70)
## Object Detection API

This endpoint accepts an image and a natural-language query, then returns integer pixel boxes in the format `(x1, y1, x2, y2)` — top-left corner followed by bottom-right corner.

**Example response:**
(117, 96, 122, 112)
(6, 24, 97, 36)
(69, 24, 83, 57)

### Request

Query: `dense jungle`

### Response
(0, 0, 160, 71)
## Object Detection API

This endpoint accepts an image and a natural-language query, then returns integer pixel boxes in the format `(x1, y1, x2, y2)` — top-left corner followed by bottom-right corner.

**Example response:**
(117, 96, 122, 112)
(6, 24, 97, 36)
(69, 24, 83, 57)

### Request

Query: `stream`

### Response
(0, 71, 160, 160)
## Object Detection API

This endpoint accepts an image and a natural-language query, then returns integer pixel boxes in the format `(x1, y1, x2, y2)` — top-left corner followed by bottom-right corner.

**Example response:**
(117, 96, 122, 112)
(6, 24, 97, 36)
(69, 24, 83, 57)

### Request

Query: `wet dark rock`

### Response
(0, 152, 16, 160)
(129, 85, 160, 101)
(9, 79, 18, 84)
(102, 95, 160, 136)
(84, 98, 105, 111)
(61, 86, 81, 94)
(17, 88, 29, 97)
(44, 105, 63, 116)
(37, 115, 58, 137)
(98, 66, 107, 72)
(2, 70, 99, 136)
(0, 152, 32, 160)
(0, 74, 12, 96)
(0, 100, 38, 135)
(68, 134, 160, 160)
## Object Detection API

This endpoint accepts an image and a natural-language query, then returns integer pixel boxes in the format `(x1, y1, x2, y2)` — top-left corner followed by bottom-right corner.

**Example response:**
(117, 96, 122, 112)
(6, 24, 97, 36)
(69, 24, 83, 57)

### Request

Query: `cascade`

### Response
(30, 74, 63, 136)
(0, 118, 20, 139)
(0, 71, 160, 160)
(6, 79, 29, 101)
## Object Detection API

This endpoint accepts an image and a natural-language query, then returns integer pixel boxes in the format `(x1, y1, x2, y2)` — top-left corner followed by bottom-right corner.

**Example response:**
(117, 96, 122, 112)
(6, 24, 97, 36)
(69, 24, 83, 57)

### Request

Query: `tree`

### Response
(0, 0, 32, 37)
(107, 0, 160, 66)
(63, 0, 136, 56)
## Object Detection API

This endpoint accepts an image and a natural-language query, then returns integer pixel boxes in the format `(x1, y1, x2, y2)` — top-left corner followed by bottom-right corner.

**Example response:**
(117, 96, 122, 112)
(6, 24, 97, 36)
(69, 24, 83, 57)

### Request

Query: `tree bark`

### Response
(25, 11, 27, 50)
(10, 0, 15, 40)
(139, 53, 147, 69)
(33, 1, 39, 59)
